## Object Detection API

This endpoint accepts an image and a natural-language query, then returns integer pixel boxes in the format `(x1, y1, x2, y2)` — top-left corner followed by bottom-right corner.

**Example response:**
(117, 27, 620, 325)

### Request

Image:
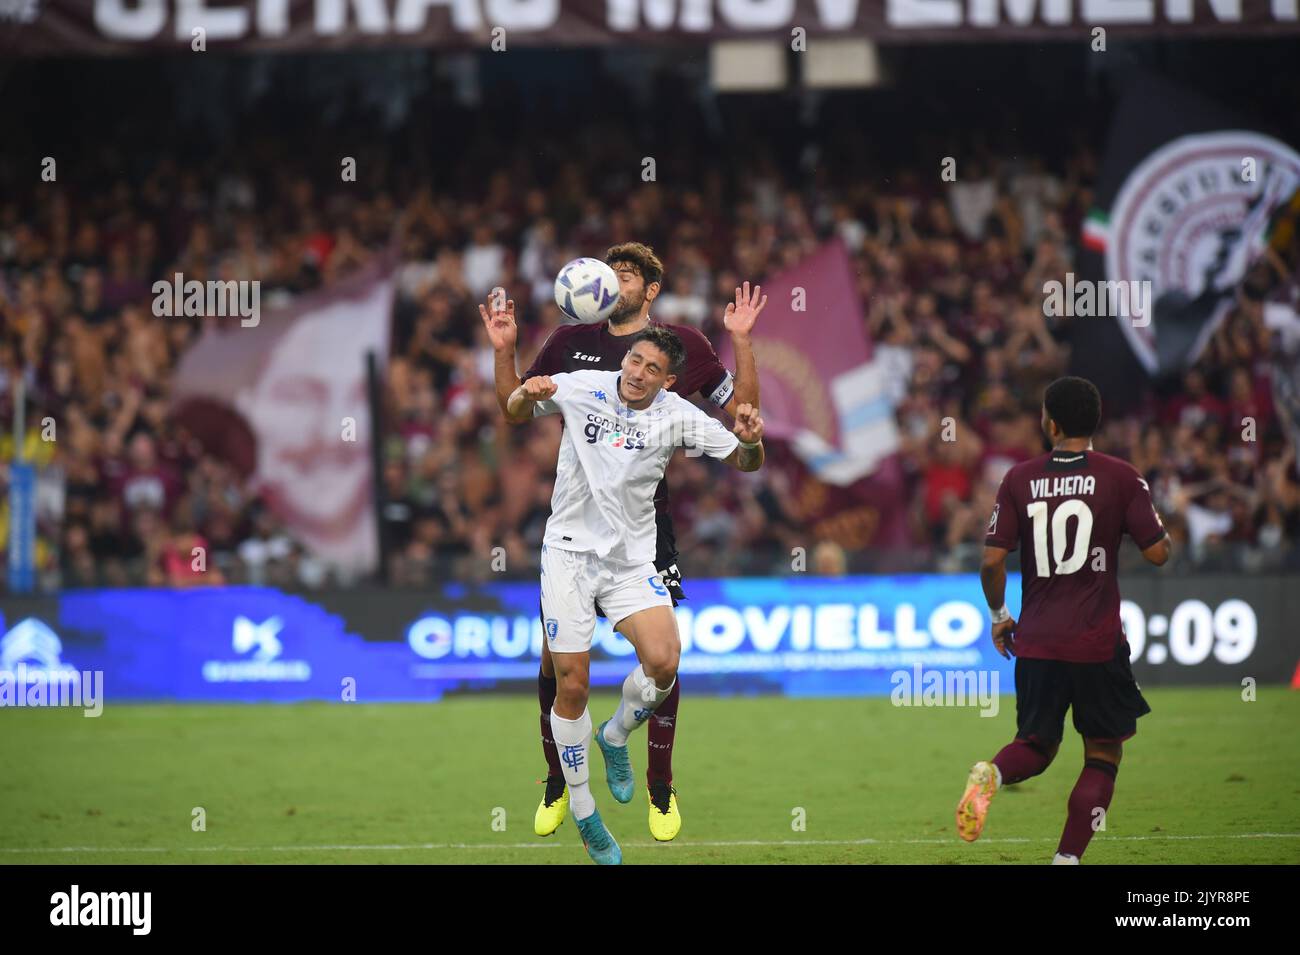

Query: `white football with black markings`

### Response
(554, 257, 620, 325)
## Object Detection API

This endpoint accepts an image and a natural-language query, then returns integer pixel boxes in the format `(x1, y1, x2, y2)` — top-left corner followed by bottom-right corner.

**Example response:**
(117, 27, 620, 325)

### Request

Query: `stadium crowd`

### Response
(2, 115, 1298, 592)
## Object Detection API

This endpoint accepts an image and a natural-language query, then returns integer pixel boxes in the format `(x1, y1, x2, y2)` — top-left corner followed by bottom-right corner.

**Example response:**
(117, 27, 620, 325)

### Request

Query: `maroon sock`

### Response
(992, 738, 1053, 785)
(1057, 759, 1118, 859)
(646, 677, 680, 787)
(538, 668, 562, 778)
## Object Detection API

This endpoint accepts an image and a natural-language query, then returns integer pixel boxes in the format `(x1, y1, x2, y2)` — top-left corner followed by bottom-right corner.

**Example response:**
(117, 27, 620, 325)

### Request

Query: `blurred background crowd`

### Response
(2, 44, 1298, 592)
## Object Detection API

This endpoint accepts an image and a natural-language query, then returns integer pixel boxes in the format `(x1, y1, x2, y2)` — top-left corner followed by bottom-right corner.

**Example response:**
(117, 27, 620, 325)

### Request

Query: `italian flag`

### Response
(1082, 209, 1109, 253)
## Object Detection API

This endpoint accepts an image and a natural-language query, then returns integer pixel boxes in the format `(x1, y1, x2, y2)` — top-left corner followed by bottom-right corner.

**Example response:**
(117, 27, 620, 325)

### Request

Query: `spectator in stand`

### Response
(1, 113, 1296, 591)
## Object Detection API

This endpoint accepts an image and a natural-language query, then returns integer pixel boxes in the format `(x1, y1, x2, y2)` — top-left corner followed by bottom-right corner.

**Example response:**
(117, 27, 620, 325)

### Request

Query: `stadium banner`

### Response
(1070, 74, 1300, 409)
(718, 240, 910, 551)
(170, 257, 394, 577)
(0, 574, 1293, 703)
(5, 0, 1298, 56)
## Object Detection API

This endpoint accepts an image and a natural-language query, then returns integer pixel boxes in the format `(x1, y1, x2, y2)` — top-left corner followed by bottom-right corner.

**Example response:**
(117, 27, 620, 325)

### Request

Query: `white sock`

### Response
(603, 666, 674, 747)
(550, 707, 595, 820)
(1052, 853, 1080, 865)
(992, 763, 1003, 788)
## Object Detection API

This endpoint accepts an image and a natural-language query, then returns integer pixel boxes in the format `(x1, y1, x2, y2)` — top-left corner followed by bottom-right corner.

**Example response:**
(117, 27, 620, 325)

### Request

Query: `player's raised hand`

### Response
(992, 617, 1017, 659)
(733, 402, 764, 444)
(522, 375, 558, 401)
(723, 281, 767, 339)
(478, 287, 517, 352)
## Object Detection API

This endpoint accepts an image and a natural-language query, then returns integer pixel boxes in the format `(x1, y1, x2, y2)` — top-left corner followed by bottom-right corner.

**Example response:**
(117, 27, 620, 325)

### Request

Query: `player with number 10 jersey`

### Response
(958, 376, 1171, 864)
(984, 425, 1168, 664)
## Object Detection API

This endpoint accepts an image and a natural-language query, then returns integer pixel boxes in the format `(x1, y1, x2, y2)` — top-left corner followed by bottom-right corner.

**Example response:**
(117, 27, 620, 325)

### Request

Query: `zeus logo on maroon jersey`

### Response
(572, 352, 601, 362)
(988, 504, 1000, 534)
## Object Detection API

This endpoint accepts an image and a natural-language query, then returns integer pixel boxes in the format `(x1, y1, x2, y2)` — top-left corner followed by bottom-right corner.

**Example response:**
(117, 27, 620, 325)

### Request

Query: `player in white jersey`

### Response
(505, 325, 765, 864)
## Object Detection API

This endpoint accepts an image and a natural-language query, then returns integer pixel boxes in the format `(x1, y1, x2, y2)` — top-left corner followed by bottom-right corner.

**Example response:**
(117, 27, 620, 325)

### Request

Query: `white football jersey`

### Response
(533, 369, 740, 565)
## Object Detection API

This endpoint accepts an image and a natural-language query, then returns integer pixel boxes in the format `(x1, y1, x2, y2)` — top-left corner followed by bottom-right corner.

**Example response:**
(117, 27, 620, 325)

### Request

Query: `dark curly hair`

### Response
(605, 242, 664, 289)
(628, 325, 685, 374)
(1043, 376, 1102, 438)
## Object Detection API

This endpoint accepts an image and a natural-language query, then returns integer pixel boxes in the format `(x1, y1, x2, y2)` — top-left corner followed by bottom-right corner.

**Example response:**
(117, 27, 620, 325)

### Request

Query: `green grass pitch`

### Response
(2, 687, 1297, 864)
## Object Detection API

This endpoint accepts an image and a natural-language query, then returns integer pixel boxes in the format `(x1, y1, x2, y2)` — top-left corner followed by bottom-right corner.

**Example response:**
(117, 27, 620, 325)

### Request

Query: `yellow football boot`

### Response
(534, 776, 569, 837)
(647, 781, 681, 842)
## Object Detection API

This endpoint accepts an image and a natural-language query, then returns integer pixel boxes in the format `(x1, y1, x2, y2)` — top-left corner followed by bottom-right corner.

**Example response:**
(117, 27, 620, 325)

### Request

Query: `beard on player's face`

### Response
(607, 287, 645, 326)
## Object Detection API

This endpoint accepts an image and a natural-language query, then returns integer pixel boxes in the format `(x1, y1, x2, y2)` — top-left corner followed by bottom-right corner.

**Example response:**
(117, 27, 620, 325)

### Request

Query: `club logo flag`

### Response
(720, 240, 899, 487)
(171, 259, 394, 574)
(1074, 76, 1300, 401)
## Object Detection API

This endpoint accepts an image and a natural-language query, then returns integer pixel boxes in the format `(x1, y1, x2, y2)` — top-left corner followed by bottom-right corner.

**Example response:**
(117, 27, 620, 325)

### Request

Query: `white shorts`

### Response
(539, 544, 674, 653)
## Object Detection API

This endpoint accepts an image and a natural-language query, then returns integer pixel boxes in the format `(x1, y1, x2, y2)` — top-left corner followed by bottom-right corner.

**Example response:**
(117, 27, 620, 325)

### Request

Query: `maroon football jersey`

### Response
(985, 448, 1167, 663)
(523, 320, 733, 404)
(523, 319, 735, 519)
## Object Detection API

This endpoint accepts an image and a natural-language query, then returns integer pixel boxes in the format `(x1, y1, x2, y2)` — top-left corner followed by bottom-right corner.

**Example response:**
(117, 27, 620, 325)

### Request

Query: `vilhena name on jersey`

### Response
(1029, 476, 1097, 499)
(987, 448, 1166, 663)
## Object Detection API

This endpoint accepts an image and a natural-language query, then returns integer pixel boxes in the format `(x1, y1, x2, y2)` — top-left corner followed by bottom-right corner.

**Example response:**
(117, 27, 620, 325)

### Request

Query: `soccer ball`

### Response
(554, 257, 620, 324)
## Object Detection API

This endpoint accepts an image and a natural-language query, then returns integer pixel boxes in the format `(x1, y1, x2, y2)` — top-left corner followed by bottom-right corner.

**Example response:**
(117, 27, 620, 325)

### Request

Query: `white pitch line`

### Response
(2, 833, 1297, 854)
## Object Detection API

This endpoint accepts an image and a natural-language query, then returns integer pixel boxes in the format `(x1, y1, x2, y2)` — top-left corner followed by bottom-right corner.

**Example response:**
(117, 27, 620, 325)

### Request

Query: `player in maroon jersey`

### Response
(480, 242, 766, 841)
(957, 376, 1171, 863)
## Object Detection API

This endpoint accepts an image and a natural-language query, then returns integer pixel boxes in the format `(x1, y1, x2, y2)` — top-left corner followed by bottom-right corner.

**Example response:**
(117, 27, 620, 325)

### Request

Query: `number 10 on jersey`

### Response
(1026, 500, 1096, 578)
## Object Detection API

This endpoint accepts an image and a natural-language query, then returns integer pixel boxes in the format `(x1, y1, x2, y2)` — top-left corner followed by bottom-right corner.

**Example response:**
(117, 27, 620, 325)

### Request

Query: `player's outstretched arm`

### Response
(479, 288, 523, 419)
(722, 282, 767, 416)
(505, 375, 558, 423)
(724, 402, 765, 472)
(980, 545, 1017, 658)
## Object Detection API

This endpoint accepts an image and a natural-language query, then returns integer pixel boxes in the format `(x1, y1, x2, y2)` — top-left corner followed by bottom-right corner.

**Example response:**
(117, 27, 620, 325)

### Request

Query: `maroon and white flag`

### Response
(172, 260, 394, 574)
(718, 239, 910, 550)
(720, 239, 899, 486)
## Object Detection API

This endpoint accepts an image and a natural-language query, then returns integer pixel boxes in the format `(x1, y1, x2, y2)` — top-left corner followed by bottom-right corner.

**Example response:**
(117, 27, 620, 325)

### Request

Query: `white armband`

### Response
(708, 371, 735, 408)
